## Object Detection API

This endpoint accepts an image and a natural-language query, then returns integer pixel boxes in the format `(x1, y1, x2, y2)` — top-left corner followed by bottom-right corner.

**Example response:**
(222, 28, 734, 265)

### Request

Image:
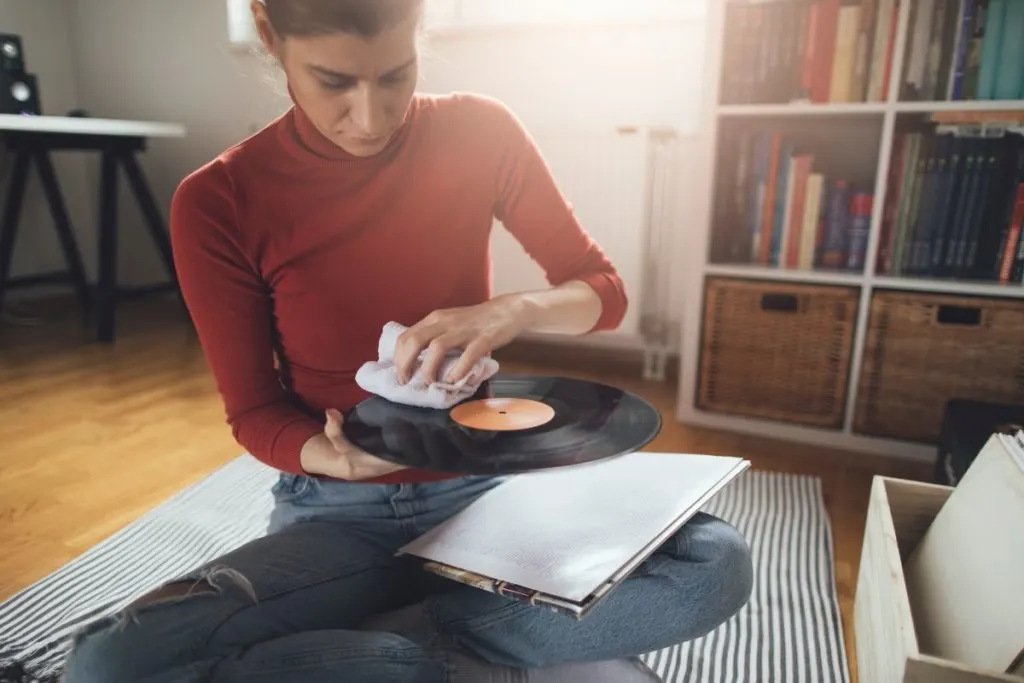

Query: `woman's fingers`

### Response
(419, 335, 460, 383)
(394, 323, 467, 384)
(444, 339, 490, 384)
(394, 323, 436, 384)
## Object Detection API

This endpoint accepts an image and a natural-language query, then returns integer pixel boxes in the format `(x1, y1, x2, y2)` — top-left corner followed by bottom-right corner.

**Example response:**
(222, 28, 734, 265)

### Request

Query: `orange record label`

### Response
(449, 398, 556, 431)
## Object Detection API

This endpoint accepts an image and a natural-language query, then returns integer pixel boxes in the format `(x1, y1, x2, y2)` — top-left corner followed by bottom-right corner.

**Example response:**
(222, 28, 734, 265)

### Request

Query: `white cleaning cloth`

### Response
(355, 322, 500, 409)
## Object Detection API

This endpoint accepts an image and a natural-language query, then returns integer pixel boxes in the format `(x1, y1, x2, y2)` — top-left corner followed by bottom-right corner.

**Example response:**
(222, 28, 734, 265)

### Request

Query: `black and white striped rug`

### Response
(0, 456, 850, 683)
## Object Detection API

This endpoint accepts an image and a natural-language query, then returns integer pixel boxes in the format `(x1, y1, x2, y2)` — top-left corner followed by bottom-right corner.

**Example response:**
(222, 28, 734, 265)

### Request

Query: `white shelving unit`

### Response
(676, 0, 1024, 463)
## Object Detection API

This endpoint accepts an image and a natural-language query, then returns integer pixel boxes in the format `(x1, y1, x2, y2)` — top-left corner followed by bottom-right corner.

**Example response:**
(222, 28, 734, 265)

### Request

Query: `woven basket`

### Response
(697, 277, 860, 428)
(854, 290, 1024, 444)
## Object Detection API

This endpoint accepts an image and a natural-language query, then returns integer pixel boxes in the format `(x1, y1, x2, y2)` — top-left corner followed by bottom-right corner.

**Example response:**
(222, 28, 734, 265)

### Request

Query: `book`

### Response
(397, 452, 750, 619)
(903, 429, 1024, 673)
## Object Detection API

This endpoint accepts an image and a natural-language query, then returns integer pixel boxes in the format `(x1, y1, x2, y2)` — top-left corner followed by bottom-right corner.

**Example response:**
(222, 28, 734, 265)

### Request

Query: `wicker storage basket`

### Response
(697, 277, 860, 429)
(854, 290, 1024, 444)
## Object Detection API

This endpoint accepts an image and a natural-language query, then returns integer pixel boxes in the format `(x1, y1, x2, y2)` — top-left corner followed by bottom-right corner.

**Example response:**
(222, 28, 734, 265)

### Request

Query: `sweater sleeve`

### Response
(170, 161, 322, 474)
(486, 100, 629, 332)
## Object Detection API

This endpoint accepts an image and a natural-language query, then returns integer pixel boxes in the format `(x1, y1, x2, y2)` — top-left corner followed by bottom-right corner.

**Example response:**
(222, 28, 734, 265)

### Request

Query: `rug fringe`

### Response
(0, 661, 59, 683)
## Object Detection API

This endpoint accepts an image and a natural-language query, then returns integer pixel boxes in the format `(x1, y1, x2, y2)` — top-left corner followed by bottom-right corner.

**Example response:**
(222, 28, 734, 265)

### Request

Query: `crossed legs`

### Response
(63, 512, 751, 683)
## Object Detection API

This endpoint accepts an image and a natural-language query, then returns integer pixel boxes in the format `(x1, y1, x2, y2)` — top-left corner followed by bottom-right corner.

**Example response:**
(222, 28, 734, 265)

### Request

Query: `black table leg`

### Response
(34, 150, 92, 316)
(119, 151, 178, 286)
(97, 151, 119, 343)
(0, 150, 31, 315)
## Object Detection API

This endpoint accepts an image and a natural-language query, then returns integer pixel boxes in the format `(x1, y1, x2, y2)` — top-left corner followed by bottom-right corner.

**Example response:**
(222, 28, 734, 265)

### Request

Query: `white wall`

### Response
(420, 23, 704, 131)
(0, 0, 95, 284)
(65, 0, 706, 314)
(69, 0, 290, 287)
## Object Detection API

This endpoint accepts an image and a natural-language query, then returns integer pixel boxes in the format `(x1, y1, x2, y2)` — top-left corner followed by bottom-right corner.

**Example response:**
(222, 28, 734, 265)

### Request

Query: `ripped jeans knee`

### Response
(62, 566, 257, 683)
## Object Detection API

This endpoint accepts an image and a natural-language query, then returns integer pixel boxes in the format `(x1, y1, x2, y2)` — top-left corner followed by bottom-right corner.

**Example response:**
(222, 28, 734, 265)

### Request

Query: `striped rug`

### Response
(0, 456, 850, 683)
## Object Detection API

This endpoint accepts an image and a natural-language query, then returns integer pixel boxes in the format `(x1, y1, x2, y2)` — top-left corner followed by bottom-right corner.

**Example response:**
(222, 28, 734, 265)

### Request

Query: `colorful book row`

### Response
(877, 120, 1024, 282)
(720, 0, 899, 105)
(712, 131, 874, 271)
(900, 0, 1024, 102)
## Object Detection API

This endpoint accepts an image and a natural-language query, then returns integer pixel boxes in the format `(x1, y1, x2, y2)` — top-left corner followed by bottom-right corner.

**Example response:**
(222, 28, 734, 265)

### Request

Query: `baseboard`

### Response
(1, 284, 179, 323)
(3, 281, 177, 304)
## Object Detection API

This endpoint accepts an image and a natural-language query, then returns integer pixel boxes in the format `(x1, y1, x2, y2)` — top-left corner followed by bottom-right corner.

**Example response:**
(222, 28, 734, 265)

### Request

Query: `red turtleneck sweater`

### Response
(170, 93, 628, 483)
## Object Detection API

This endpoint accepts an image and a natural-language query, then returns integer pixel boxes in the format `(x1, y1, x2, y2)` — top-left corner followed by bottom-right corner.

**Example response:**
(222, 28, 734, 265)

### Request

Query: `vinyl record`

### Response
(342, 374, 662, 474)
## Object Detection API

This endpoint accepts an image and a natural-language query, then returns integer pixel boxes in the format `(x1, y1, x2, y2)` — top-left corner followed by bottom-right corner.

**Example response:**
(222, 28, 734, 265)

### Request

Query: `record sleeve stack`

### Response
(903, 429, 1024, 674)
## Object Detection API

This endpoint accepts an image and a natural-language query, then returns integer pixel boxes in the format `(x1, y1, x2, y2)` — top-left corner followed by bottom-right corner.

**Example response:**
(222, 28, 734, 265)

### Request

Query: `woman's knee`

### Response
(672, 513, 754, 624)
(63, 615, 151, 683)
(707, 517, 754, 613)
(62, 581, 224, 683)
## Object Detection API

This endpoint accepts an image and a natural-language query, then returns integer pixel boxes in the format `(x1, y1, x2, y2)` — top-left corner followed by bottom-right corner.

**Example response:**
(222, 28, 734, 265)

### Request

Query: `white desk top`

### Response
(0, 114, 186, 138)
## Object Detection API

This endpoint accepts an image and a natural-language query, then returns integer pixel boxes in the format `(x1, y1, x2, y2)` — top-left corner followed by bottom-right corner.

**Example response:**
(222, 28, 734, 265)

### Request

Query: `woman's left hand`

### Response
(393, 294, 533, 386)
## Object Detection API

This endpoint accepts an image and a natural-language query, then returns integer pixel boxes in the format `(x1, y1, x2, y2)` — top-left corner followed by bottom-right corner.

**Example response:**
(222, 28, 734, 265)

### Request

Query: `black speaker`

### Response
(0, 71, 41, 115)
(0, 34, 25, 72)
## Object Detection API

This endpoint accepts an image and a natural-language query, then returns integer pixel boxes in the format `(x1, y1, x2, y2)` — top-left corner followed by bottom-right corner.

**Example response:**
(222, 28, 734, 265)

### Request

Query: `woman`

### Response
(63, 1, 753, 681)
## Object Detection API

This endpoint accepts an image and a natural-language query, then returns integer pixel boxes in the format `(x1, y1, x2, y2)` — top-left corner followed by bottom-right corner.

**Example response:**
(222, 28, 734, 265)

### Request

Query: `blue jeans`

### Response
(63, 473, 752, 682)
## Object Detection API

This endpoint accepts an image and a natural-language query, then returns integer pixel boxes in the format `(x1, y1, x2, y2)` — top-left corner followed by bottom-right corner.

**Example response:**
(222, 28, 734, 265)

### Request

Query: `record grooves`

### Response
(342, 374, 663, 474)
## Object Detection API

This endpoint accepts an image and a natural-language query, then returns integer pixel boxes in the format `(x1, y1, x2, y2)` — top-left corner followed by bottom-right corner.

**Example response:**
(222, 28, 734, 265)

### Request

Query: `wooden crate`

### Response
(854, 476, 1023, 683)
(697, 277, 859, 429)
(854, 291, 1024, 444)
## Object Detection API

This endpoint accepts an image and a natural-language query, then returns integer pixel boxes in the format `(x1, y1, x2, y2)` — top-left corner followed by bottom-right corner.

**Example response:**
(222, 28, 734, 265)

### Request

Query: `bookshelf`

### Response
(676, 0, 1024, 462)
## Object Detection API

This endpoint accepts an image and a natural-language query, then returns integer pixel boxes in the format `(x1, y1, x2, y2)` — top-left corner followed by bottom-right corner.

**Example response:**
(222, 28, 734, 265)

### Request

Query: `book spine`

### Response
(821, 181, 851, 268)
(830, 4, 862, 102)
(802, 1, 822, 100)
(853, 0, 878, 101)
(800, 173, 825, 269)
(759, 133, 784, 264)
(751, 134, 769, 260)
(999, 183, 1024, 282)
(787, 155, 813, 268)
(890, 133, 923, 275)
(994, 0, 1024, 99)
(772, 144, 794, 266)
(962, 0, 988, 100)
(929, 135, 963, 272)
(949, 0, 975, 99)
(903, 0, 935, 99)
(909, 138, 940, 274)
(922, 0, 949, 101)
(867, 0, 897, 100)
(1013, 212, 1024, 282)
(879, 0, 900, 98)
(977, 0, 1005, 99)
(877, 133, 906, 273)
(951, 138, 985, 275)
(813, 0, 841, 102)
(935, 0, 965, 101)
(846, 191, 873, 270)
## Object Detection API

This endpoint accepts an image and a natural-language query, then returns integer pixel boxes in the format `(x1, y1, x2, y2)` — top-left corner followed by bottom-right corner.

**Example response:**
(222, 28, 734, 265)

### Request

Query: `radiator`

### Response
(490, 125, 690, 378)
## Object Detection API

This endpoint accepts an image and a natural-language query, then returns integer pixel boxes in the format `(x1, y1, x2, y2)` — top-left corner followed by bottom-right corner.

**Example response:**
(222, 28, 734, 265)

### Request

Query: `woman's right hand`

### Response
(300, 409, 409, 481)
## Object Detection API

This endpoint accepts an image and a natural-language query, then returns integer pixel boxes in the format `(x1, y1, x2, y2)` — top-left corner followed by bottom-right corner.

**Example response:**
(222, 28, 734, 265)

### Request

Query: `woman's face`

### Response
(255, 5, 420, 157)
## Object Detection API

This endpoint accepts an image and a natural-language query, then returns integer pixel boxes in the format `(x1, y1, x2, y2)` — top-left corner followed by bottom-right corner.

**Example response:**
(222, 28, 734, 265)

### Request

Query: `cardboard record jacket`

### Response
(342, 375, 662, 474)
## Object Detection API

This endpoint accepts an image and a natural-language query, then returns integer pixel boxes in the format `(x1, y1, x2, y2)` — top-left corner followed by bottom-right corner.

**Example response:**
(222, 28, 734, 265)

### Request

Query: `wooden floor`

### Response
(0, 297, 933, 681)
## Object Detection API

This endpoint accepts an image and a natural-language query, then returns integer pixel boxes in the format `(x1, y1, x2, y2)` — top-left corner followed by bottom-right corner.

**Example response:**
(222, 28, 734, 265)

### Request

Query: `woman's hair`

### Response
(263, 0, 425, 38)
